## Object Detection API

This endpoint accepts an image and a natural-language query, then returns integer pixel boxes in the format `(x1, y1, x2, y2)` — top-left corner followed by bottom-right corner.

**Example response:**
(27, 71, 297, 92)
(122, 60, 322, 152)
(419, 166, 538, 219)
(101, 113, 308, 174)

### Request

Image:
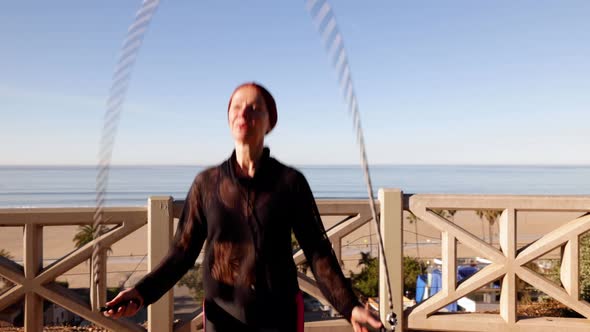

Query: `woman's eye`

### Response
(253, 105, 265, 112)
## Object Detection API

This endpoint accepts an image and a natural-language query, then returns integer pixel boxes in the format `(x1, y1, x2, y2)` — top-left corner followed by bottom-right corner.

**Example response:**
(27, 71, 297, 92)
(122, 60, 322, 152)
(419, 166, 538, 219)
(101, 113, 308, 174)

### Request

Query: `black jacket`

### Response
(135, 148, 359, 330)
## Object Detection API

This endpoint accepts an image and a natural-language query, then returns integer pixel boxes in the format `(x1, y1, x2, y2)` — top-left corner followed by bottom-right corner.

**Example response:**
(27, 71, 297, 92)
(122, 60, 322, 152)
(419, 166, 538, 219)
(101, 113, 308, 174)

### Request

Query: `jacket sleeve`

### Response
(134, 176, 207, 306)
(291, 171, 361, 321)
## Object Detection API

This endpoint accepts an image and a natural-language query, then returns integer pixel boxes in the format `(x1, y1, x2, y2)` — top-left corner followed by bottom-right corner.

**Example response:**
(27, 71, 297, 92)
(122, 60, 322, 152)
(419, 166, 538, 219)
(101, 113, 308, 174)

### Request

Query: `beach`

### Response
(0, 209, 580, 290)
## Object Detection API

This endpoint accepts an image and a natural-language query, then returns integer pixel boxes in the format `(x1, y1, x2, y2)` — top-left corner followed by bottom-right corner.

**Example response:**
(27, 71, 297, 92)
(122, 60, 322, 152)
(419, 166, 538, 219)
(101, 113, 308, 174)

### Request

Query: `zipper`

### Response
(245, 182, 260, 291)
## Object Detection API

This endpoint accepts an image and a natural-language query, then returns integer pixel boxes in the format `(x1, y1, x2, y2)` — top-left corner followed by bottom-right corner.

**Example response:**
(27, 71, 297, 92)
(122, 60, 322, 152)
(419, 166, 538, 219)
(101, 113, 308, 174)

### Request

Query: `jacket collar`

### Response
(225, 147, 271, 186)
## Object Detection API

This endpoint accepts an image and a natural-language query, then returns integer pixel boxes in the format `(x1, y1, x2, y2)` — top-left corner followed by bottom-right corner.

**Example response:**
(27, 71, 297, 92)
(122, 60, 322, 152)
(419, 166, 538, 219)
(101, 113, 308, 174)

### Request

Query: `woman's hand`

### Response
(351, 305, 383, 332)
(102, 288, 144, 319)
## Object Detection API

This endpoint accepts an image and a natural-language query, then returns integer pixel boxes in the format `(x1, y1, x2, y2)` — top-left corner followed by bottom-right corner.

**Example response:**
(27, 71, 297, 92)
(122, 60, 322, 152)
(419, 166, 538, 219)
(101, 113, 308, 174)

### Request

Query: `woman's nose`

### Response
(238, 105, 254, 118)
(244, 105, 255, 114)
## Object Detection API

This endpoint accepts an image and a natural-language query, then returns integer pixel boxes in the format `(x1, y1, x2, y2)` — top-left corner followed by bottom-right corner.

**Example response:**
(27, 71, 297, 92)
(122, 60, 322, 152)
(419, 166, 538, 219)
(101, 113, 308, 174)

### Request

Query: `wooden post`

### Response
(23, 224, 43, 332)
(378, 189, 404, 331)
(333, 236, 342, 266)
(499, 209, 516, 325)
(147, 196, 174, 332)
(561, 236, 579, 299)
(441, 232, 456, 293)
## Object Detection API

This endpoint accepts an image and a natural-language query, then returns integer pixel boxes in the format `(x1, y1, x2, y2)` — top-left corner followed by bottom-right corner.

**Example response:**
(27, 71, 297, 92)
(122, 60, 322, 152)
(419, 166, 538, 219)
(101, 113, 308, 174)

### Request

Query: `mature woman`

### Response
(104, 82, 382, 332)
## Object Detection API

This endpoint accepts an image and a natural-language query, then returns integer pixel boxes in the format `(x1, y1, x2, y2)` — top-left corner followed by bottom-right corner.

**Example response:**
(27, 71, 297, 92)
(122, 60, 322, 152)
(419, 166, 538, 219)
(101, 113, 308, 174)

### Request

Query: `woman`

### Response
(104, 82, 382, 332)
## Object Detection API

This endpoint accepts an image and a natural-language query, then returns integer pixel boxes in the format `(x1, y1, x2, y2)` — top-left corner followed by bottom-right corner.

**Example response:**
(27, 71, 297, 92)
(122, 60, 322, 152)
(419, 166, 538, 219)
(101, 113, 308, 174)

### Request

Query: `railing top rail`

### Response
(172, 198, 381, 218)
(4, 192, 590, 226)
(411, 193, 590, 200)
(410, 194, 590, 211)
(0, 206, 147, 214)
(0, 207, 147, 226)
(172, 198, 377, 205)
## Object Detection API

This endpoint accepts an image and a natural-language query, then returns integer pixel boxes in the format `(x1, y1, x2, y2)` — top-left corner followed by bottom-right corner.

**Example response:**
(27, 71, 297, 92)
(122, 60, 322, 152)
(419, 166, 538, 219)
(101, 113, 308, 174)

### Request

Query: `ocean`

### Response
(1, 165, 590, 208)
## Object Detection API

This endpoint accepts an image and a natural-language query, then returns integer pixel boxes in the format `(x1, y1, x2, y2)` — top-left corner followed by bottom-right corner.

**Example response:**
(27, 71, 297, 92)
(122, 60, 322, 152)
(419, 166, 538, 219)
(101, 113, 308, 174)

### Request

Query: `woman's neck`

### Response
(234, 142, 264, 178)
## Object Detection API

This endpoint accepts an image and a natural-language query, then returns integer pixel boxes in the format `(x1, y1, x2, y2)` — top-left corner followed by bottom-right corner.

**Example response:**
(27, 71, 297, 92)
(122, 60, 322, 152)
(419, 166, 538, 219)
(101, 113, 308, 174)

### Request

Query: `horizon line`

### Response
(3, 163, 590, 167)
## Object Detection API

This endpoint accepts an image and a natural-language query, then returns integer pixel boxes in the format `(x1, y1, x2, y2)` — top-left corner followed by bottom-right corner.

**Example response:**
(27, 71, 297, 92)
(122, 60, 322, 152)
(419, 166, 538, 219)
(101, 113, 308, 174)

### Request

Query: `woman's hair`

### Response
(228, 82, 278, 133)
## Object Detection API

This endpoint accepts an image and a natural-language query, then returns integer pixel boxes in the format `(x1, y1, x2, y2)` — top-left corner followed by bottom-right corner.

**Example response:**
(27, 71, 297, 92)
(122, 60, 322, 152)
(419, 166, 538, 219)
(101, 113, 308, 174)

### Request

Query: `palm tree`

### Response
(72, 225, 112, 295)
(0, 249, 12, 259)
(446, 210, 457, 221)
(73, 225, 112, 252)
(432, 209, 457, 221)
(351, 252, 378, 298)
(73, 225, 95, 249)
(431, 209, 449, 219)
(358, 251, 374, 267)
(475, 210, 502, 245)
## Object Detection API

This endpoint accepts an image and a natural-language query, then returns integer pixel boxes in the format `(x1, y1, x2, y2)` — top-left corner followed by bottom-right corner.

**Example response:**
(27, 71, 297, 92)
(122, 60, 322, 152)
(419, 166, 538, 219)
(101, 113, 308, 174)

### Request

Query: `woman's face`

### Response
(228, 85, 270, 145)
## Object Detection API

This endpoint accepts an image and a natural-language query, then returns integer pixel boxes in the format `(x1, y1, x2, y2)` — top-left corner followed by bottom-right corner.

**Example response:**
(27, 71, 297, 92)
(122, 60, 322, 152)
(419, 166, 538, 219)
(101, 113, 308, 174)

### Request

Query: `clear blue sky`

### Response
(1, 1, 589, 166)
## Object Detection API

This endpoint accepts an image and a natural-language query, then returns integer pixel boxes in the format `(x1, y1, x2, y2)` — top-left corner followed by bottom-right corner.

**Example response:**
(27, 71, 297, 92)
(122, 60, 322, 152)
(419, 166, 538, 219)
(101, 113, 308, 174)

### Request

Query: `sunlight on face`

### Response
(228, 85, 270, 145)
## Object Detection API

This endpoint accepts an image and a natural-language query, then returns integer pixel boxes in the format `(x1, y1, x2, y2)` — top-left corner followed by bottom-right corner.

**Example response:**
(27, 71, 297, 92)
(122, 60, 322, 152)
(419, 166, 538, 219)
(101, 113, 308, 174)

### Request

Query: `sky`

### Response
(1, 1, 589, 166)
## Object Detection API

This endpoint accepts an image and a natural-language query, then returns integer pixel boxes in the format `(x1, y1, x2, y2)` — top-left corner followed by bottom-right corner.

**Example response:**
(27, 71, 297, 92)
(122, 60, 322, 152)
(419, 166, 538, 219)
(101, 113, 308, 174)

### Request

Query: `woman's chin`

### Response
(233, 134, 264, 146)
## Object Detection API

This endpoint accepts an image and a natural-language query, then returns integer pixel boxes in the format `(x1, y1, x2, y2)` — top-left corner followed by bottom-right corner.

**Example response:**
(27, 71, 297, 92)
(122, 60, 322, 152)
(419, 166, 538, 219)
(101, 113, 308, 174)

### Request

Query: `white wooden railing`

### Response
(2, 190, 590, 331)
(0, 206, 147, 331)
(0, 197, 379, 332)
(403, 193, 590, 331)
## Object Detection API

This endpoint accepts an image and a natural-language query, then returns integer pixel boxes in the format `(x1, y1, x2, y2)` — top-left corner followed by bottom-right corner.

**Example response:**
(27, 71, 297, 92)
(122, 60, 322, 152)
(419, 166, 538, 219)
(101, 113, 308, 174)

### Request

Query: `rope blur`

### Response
(93, 0, 160, 310)
(305, 0, 396, 329)
(94, 2, 395, 328)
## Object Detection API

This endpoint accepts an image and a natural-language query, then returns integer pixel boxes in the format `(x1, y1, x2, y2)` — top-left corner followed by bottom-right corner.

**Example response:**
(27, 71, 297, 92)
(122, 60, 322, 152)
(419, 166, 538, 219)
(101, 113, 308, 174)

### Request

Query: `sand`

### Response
(0, 208, 583, 290)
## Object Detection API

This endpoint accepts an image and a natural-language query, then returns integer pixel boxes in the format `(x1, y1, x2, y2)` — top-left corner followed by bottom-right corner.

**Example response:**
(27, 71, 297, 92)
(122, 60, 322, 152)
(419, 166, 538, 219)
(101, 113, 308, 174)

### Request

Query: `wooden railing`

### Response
(2, 190, 590, 331)
(0, 197, 378, 332)
(403, 193, 590, 331)
(169, 198, 378, 332)
(0, 207, 147, 331)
